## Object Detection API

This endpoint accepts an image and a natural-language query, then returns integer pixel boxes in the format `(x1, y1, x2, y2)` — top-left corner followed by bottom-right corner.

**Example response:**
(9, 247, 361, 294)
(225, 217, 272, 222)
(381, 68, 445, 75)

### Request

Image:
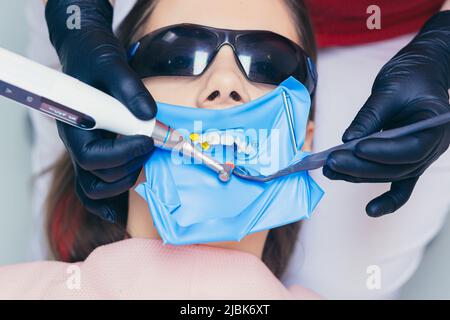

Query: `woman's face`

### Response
(132, 0, 314, 189)
(139, 0, 302, 109)
(128, 0, 313, 249)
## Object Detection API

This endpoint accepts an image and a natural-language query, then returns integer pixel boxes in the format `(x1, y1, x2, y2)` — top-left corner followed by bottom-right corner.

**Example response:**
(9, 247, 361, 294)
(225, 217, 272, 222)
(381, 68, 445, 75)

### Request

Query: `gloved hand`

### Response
(323, 10, 450, 217)
(45, 0, 157, 222)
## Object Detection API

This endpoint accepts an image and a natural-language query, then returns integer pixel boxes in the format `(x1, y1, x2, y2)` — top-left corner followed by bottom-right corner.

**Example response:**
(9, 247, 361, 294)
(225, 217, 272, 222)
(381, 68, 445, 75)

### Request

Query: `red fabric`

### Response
(51, 192, 82, 262)
(305, 0, 445, 48)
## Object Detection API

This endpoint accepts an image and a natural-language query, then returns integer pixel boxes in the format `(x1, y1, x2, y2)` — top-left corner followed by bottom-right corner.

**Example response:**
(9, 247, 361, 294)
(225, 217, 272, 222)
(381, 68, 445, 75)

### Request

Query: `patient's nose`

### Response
(197, 45, 251, 109)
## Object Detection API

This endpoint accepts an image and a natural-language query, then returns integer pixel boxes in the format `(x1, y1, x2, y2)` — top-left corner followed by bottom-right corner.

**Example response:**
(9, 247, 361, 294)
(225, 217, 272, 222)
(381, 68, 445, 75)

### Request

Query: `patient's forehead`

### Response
(143, 0, 301, 45)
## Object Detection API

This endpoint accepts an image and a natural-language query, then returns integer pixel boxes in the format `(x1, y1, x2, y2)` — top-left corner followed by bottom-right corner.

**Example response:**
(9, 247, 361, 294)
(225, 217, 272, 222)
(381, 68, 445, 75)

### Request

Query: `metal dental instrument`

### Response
(232, 112, 450, 182)
(0, 47, 232, 182)
(154, 122, 233, 182)
(282, 91, 298, 154)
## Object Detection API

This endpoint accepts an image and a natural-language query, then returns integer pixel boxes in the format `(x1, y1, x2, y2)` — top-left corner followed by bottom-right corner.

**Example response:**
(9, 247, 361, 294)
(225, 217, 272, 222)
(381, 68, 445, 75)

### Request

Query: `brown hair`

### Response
(46, 0, 317, 279)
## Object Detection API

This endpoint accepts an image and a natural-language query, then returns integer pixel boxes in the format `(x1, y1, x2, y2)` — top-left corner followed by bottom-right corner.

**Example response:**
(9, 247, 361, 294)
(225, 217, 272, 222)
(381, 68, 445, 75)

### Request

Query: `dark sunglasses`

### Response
(128, 23, 317, 95)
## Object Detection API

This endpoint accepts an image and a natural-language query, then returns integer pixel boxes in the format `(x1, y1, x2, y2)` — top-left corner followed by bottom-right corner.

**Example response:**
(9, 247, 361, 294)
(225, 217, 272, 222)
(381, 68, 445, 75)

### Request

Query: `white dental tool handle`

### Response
(0, 47, 156, 138)
(0, 48, 231, 181)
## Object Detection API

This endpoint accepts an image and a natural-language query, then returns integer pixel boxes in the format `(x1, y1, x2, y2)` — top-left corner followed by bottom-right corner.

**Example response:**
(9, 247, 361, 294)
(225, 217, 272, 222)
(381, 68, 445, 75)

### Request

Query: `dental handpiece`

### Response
(0, 47, 232, 182)
(151, 122, 233, 182)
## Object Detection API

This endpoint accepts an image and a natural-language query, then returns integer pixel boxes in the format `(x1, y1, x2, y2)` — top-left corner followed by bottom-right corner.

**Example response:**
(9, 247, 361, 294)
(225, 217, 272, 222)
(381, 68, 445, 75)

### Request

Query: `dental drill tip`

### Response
(219, 163, 234, 183)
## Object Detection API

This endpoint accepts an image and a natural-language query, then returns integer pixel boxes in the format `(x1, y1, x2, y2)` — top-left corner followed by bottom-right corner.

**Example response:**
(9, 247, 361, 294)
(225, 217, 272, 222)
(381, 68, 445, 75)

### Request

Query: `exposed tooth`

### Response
(193, 130, 256, 156)
(234, 136, 251, 154)
(200, 132, 221, 145)
(221, 133, 235, 146)
(245, 144, 255, 155)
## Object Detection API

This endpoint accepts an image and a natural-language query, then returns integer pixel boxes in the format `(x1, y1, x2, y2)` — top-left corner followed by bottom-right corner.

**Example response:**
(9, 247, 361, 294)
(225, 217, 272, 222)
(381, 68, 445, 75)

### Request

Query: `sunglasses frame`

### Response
(128, 23, 317, 96)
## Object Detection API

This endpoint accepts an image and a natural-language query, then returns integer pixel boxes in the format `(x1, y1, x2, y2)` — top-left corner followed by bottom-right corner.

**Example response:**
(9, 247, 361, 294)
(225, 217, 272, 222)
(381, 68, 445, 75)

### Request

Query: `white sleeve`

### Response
(24, 0, 136, 261)
(282, 33, 450, 299)
(112, 0, 137, 31)
(25, 0, 63, 261)
(25, 1, 60, 68)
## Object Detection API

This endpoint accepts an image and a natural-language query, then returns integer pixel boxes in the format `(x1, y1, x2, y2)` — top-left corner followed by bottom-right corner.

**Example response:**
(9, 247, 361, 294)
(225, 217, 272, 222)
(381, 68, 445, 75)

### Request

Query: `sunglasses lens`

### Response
(131, 25, 315, 93)
(236, 33, 307, 85)
(131, 26, 218, 78)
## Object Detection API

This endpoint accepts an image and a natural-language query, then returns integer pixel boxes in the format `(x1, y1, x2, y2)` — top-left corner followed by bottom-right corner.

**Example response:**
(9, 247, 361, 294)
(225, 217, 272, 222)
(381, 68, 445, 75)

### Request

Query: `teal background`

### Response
(0, 0, 32, 266)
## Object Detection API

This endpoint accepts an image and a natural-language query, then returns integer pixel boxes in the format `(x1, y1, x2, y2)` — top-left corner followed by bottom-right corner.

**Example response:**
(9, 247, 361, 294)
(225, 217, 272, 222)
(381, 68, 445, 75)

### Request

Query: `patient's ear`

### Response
(301, 121, 315, 152)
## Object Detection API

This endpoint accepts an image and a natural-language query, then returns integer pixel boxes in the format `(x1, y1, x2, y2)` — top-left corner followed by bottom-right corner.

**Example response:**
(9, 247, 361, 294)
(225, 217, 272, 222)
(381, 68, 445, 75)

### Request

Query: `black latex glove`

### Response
(45, 0, 157, 222)
(323, 10, 450, 217)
